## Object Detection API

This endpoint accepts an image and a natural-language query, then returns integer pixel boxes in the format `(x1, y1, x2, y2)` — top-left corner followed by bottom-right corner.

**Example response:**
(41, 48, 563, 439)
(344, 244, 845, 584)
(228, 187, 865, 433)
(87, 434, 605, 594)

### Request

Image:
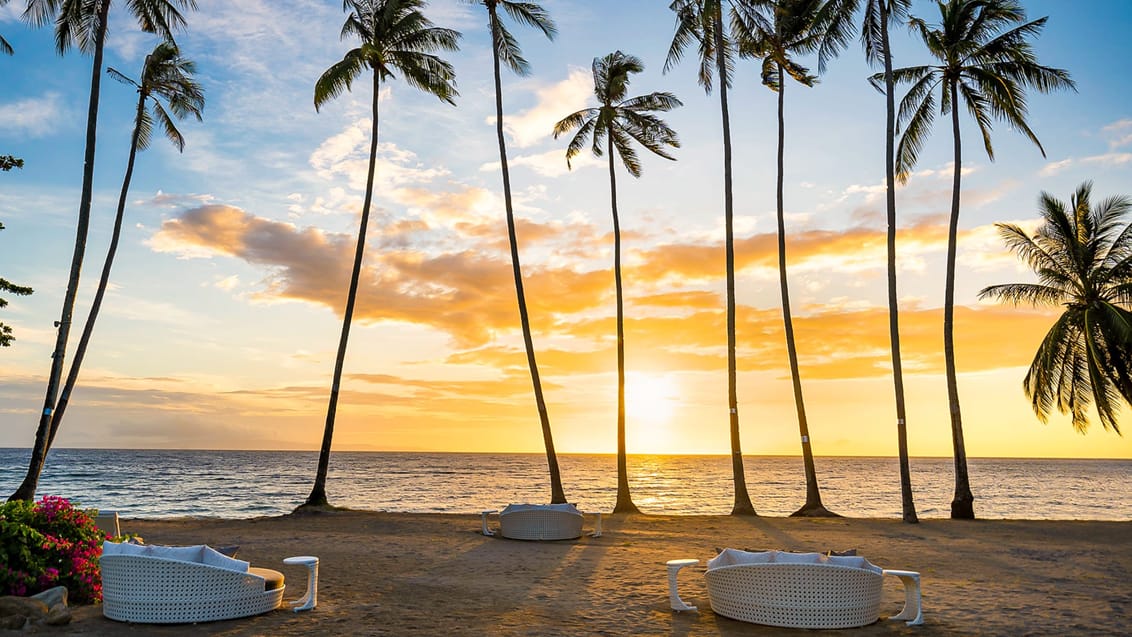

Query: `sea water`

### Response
(0, 449, 1128, 520)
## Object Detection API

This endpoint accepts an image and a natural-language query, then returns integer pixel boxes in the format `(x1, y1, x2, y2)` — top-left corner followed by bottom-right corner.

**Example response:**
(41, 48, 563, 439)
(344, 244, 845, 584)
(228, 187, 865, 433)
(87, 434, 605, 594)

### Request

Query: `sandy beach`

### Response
(37, 510, 1131, 636)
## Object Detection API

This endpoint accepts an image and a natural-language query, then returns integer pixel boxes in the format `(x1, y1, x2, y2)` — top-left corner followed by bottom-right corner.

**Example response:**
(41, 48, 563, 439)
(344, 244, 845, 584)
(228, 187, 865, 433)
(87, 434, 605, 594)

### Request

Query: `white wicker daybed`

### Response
(101, 542, 285, 624)
(480, 503, 601, 541)
(668, 548, 923, 629)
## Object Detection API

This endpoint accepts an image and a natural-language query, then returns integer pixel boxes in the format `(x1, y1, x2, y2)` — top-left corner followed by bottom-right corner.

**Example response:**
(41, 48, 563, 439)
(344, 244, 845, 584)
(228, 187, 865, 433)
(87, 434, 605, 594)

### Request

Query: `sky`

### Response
(1, 0, 1131, 460)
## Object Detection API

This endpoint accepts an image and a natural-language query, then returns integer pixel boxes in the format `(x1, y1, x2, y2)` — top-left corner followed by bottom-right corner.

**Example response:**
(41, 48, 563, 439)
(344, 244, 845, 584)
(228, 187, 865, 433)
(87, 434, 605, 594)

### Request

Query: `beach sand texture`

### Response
(48, 510, 1131, 636)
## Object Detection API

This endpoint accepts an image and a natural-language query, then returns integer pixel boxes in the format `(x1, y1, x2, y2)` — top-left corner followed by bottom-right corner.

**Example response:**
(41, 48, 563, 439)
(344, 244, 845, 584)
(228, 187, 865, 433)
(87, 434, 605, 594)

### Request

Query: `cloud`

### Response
(309, 119, 451, 194)
(1040, 153, 1132, 176)
(1040, 158, 1074, 176)
(147, 199, 1053, 384)
(0, 93, 66, 137)
(481, 148, 602, 177)
(1103, 118, 1132, 148)
(494, 68, 592, 149)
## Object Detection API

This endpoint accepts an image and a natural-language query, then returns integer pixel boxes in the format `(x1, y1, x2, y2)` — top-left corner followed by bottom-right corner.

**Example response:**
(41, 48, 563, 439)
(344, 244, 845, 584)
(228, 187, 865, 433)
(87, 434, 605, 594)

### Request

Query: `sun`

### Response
(624, 373, 679, 433)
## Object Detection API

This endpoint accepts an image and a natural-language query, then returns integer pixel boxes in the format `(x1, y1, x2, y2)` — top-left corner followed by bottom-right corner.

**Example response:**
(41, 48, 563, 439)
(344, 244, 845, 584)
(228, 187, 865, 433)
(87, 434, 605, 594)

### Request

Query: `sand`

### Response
(40, 510, 1131, 636)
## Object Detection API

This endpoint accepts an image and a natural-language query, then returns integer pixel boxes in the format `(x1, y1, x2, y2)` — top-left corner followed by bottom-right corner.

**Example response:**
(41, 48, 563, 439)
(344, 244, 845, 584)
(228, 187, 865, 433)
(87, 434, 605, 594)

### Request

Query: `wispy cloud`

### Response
(0, 93, 66, 137)
(493, 68, 592, 149)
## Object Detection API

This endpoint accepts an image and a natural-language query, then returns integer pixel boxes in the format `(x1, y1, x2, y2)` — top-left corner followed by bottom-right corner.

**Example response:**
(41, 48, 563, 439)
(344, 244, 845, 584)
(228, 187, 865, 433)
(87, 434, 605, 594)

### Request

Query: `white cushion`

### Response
(500, 503, 581, 515)
(101, 542, 248, 572)
(200, 546, 249, 572)
(772, 551, 824, 564)
(708, 548, 775, 569)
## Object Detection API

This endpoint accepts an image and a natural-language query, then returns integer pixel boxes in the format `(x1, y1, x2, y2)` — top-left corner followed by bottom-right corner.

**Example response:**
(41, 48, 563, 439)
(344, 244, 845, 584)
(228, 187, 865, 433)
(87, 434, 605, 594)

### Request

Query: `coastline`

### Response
(47, 510, 1132, 635)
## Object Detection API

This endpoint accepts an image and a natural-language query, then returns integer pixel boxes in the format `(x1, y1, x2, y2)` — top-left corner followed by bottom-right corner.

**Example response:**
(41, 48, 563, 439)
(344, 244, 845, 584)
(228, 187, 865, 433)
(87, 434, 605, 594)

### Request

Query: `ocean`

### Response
(0, 449, 1128, 521)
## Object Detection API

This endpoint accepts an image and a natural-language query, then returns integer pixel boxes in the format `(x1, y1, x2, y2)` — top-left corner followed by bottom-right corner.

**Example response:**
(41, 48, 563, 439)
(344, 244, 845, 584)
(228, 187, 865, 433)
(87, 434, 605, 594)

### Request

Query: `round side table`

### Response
(283, 555, 319, 611)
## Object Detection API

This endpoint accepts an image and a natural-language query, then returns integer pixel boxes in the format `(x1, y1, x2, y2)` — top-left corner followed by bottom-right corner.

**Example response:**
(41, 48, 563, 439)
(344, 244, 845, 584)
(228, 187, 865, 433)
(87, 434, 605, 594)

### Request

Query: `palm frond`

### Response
(552, 109, 592, 139)
(314, 49, 366, 111)
(499, 1, 556, 39)
(610, 127, 641, 178)
(150, 100, 184, 152)
(562, 118, 596, 168)
(892, 71, 937, 180)
(134, 101, 154, 151)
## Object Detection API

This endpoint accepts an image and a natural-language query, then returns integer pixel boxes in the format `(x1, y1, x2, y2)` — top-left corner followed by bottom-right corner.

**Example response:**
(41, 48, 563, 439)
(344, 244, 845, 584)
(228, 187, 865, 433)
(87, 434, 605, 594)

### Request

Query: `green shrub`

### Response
(0, 496, 107, 603)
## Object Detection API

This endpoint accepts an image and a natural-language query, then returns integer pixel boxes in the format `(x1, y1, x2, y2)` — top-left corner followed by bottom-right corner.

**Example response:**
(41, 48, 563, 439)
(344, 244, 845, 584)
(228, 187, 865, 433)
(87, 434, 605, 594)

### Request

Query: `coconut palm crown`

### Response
(979, 182, 1132, 435)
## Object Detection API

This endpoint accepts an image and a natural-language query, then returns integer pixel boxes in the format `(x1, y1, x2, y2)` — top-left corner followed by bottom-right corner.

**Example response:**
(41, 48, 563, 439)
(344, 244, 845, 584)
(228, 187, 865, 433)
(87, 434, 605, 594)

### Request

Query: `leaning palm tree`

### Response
(44, 41, 204, 451)
(553, 51, 682, 514)
(666, 0, 756, 516)
(816, 0, 919, 522)
(302, 0, 459, 508)
(10, 0, 196, 503)
(884, 0, 1075, 519)
(733, 0, 838, 518)
(979, 182, 1132, 434)
(464, 0, 566, 504)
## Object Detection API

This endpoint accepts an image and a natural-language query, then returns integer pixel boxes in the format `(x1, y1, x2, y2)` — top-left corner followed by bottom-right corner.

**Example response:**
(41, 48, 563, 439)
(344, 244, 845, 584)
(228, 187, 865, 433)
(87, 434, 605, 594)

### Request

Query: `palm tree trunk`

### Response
(489, 7, 565, 505)
(945, 77, 974, 520)
(45, 89, 147, 449)
(609, 137, 639, 514)
(10, 1, 109, 502)
(775, 73, 832, 518)
(303, 71, 382, 508)
(713, 8, 755, 516)
(882, 2, 918, 524)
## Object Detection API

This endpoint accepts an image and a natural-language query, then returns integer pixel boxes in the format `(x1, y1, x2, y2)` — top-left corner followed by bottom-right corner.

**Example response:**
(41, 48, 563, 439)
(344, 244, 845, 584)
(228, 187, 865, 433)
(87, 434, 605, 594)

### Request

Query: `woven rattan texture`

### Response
(705, 563, 883, 629)
(101, 555, 284, 623)
(499, 509, 583, 541)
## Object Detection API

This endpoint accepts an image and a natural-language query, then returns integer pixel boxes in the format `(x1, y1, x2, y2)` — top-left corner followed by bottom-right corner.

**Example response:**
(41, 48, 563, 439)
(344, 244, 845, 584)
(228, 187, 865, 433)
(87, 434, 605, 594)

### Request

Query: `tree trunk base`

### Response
(950, 496, 975, 519)
(902, 511, 920, 524)
(789, 503, 840, 518)
(612, 501, 641, 514)
(730, 504, 758, 516)
(293, 501, 339, 515)
(8, 484, 36, 503)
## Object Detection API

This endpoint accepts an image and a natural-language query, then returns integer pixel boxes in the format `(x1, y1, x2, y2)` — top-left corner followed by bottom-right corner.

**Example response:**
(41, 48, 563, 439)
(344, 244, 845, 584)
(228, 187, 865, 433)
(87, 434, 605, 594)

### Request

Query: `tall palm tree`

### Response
(553, 51, 682, 514)
(979, 182, 1132, 434)
(44, 41, 204, 451)
(886, 0, 1075, 519)
(734, 0, 839, 518)
(465, 0, 566, 504)
(10, 0, 196, 503)
(302, 0, 459, 508)
(818, 0, 919, 522)
(666, 0, 756, 516)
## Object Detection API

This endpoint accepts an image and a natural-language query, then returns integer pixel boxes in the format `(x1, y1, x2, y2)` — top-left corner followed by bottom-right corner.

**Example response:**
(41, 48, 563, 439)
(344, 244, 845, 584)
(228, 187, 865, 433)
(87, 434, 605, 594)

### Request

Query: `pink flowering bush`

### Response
(0, 496, 106, 603)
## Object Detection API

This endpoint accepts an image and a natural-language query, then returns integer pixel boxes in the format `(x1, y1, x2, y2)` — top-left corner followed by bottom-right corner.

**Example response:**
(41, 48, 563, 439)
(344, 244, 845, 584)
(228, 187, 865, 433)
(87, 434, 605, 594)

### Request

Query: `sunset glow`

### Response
(1, 0, 1130, 459)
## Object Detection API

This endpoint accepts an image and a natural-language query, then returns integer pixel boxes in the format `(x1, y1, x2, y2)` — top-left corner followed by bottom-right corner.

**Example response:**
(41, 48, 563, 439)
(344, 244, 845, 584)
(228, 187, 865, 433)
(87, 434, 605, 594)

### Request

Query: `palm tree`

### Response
(734, 0, 839, 518)
(885, 0, 1075, 519)
(43, 41, 204, 451)
(553, 51, 682, 514)
(302, 0, 459, 508)
(979, 182, 1132, 434)
(10, 0, 196, 503)
(666, 0, 756, 516)
(465, 0, 566, 504)
(818, 0, 919, 522)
